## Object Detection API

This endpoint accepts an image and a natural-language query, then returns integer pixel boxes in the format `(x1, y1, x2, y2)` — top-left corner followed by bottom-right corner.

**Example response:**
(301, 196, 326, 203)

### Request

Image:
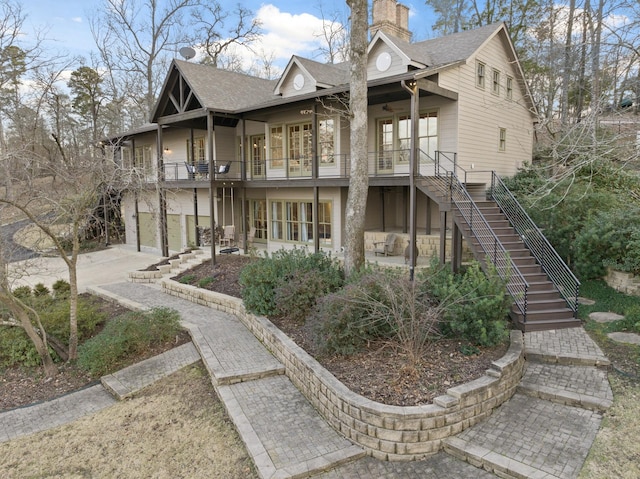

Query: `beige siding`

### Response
(368, 41, 408, 81)
(439, 34, 533, 179)
(280, 66, 315, 97)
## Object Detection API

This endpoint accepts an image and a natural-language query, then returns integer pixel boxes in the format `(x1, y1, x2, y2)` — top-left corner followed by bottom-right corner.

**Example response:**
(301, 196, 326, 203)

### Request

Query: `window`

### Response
(271, 200, 284, 239)
(476, 61, 485, 88)
(270, 126, 283, 168)
(492, 69, 500, 95)
(317, 117, 335, 165)
(377, 111, 439, 167)
(121, 147, 133, 169)
(377, 118, 394, 171)
(318, 202, 332, 245)
(269, 200, 333, 245)
(134, 145, 152, 171)
(397, 115, 411, 163)
(186, 137, 205, 164)
(250, 199, 267, 241)
(288, 123, 312, 175)
(418, 111, 438, 158)
(499, 128, 506, 151)
(506, 76, 513, 100)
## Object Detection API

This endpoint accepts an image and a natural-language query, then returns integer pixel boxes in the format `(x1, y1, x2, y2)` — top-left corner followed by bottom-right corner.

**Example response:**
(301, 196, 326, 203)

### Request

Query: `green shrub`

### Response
(178, 274, 196, 284)
(240, 248, 343, 317)
(307, 270, 399, 355)
(197, 277, 215, 288)
(78, 307, 180, 376)
(33, 283, 50, 297)
(0, 327, 46, 368)
(436, 262, 511, 347)
(52, 280, 71, 298)
(12, 286, 33, 300)
(574, 207, 640, 279)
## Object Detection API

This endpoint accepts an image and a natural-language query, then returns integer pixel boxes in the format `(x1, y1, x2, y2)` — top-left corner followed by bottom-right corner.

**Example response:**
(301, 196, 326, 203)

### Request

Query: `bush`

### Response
(307, 272, 394, 355)
(77, 307, 180, 376)
(197, 277, 215, 288)
(435, 262, 511, 347)
(574, 207, 640, 279)
(52, 280, 71, 298)
(33, 283, 50, 297)
(0, 293, 106, 367)
(0, 327, 46, 368)
(240, 248, 343, 317)
(12, 286, 33, 300)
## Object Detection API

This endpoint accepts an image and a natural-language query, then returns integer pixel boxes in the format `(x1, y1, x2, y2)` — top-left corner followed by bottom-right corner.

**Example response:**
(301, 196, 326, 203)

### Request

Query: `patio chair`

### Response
(240, 226, 256, 248)
(184, 162, 196, 180)
(219, 225, 236, 247)
(373, 233, 397, 256)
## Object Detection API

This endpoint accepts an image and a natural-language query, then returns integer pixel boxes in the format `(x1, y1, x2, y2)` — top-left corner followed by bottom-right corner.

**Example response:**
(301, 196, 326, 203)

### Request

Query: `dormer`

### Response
(274, 57, 316, 97)
(274, 56, 350, 98)
(367, 30, 427, 81)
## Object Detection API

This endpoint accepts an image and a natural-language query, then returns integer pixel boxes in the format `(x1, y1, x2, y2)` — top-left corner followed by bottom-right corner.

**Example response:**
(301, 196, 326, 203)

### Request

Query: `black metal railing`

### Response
(443, 171, 530, 319)
(490, 172, 580, 315)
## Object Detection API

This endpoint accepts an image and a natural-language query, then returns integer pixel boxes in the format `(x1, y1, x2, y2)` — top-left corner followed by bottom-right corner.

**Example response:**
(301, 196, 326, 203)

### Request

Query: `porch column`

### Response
(191, 128, 199, 246)
(380, 187, 386, 231)
(313, 186, 319, 253)
(425, 196, 432, 235)
(452, 221, 462, 273)
(207, 111, 217, 266)
(134, 190, 141, 252)
(439, 211, 447, 265)
(156, 124, 169, 257)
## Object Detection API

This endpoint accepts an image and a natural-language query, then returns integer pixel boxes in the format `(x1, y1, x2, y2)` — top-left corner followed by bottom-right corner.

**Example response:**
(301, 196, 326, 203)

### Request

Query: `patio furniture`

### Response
(219, 225, 235, 247)
(373, 233, 397, 256)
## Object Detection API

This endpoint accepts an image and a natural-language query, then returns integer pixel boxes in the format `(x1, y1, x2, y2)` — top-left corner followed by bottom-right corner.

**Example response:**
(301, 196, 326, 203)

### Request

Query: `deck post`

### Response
(439, 211, 447, 265)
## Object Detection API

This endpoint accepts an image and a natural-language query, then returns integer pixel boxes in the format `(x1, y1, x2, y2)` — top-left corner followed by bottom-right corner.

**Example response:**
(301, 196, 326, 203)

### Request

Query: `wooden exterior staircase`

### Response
(417, 154, 580, 332)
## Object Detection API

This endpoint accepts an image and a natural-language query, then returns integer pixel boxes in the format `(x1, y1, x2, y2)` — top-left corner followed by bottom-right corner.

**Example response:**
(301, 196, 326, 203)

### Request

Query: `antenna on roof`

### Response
(179, 46, 196, 61)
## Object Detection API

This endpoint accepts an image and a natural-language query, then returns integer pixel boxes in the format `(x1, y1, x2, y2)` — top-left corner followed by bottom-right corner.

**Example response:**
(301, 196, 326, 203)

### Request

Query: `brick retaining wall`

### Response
(161, 279, 525, 460)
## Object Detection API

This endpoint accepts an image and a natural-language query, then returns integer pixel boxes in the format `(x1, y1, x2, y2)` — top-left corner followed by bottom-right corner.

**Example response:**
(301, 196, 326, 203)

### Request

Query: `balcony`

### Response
(158, 150, 456, 183)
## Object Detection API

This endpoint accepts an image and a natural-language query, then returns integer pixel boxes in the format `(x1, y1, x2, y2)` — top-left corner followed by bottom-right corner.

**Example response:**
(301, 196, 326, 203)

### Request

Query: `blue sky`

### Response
(25, 0, 438, 65)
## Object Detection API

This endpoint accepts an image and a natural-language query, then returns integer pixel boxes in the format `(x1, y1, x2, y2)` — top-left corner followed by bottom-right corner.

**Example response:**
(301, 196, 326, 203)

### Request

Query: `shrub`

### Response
(33, 283, 50, 297)
(240, 248, 343, 317)
(0, 327, 46, 368)
(178, 274, 196, 284)
(197, 276, 215, 288)
(78, 307, 180, 376)
(574, 207, 640, 279)
(12, 286, 33, 300)
(52, 280, 71, 298)
(436, 262, 511, 347)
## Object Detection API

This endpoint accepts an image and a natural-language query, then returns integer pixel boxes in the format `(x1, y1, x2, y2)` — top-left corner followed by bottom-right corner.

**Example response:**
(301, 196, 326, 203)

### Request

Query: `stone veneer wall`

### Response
(605, 268, 640, 296)
(161, 279, 525, 461)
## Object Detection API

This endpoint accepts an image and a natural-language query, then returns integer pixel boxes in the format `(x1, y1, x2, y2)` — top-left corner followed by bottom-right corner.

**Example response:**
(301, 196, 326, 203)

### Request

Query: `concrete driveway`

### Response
(8, 245, 162, 293)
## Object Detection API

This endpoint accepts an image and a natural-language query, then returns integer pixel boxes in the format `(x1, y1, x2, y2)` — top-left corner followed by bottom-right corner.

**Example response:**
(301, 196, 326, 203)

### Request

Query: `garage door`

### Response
(167, 214, 182, 252)
(138, 212, 157, 248)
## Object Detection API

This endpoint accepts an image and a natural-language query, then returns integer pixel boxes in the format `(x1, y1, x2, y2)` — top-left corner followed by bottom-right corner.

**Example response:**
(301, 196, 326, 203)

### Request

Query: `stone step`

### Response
(524, 328, 611, 367)
(517, 363, 613, 412)
(443, 394, 603, 479)
(218, 375, 365, 479)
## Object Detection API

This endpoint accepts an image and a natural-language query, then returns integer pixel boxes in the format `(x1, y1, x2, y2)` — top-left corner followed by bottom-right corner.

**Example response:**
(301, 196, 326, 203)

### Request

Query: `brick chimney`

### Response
(370, 0, 412, 43)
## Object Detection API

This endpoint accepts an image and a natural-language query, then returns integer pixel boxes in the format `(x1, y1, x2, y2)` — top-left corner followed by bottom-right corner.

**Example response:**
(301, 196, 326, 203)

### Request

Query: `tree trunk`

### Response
(343, 0, 369, 278)
(561, 0, 575, 125)
(67, 232, 80, 360)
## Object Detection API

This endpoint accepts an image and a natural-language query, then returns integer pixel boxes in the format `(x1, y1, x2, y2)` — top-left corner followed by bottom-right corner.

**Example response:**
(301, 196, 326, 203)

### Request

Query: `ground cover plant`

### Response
(0, 289, 189, 411)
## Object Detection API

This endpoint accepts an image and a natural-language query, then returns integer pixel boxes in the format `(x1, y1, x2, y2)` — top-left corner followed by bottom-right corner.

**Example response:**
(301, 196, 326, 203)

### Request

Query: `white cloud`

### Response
(71, 17, 83, 23)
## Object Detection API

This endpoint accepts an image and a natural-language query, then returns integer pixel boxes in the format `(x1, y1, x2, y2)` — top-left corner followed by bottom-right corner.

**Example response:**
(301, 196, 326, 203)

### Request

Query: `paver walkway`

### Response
(0, 260, 614, 479)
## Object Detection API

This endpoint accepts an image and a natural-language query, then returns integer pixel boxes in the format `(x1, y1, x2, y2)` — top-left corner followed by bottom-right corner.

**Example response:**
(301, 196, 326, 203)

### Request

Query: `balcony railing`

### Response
(158, 150, 446, 182)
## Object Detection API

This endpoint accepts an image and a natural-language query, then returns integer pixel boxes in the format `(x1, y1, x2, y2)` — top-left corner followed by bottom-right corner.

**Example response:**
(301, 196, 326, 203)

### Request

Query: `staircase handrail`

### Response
(489, 173, 580, 315)
(420, 162, 530, 320)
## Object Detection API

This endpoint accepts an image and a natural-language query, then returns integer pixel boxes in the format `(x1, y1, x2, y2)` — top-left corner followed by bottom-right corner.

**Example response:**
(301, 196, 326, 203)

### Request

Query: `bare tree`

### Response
(314, 5, 349, 64)
(343, 0, 369, 277)
(90, 0, 199, 123)
(194, 2, 262, 68)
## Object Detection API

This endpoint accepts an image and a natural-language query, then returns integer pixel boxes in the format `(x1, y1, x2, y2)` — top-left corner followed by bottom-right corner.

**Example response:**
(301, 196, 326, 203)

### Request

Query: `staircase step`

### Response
(443, 394, 603, 479)
(517, 298, 570, 312)
(517, 363, 613, 411)
(527, 289, 564, 301)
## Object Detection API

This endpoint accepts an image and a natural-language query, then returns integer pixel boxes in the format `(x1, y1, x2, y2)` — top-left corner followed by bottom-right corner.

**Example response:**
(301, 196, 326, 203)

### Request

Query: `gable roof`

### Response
(274, 56, 350, 95)
(151, 60, 278, 121)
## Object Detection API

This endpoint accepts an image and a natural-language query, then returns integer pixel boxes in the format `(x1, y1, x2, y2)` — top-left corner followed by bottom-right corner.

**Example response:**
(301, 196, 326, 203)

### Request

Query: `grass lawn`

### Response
(578, 280, 640, 477)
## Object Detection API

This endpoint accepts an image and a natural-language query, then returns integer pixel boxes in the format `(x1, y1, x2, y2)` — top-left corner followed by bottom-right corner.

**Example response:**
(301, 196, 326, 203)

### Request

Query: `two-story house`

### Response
(114, 0, 580, 331)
